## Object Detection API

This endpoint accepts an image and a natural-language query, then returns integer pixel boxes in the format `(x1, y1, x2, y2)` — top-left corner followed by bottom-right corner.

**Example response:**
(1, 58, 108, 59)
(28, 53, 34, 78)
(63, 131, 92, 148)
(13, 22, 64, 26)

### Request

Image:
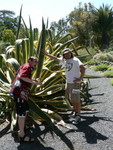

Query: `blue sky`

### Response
(0, 0, 112, 30)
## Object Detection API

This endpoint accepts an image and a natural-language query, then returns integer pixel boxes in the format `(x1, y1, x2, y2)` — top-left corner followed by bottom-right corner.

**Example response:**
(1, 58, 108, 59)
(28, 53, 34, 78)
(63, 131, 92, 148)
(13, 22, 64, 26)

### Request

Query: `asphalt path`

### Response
(0, 68, 113, 150)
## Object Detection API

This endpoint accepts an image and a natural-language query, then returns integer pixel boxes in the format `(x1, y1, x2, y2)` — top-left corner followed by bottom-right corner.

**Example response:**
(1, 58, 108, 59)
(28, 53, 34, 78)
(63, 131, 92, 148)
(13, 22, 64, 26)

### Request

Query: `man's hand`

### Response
(34, 78, 41, 82)
(33, 78, 43, 85)
(33, 80, 43, 85)
(42, 50, 48, 56)
(42, 50, 59, 61)
(36, 81, 43, 85)
(73, 77, 82, 82)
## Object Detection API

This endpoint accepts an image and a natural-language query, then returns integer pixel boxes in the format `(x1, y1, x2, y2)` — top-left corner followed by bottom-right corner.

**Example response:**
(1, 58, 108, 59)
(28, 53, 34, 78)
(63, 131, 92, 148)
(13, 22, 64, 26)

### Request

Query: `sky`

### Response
(0, 0, 113, 30)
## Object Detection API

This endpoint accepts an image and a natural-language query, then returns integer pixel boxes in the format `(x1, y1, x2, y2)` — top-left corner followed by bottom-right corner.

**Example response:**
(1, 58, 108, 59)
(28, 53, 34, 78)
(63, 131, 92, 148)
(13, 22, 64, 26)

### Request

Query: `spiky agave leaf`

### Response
(0, 54, 7, 69)
(16, 5, 23, 39)
(31, 18, 47, 91)
(6, 46, 15, 58)
(55, 33, 73, 45)
(36, 18, 46, 77)
(15, 39, 23, 63)
(0, 69, 9, 83)
(29, 16, 34, 56)
(28, 99, 53, 127)
(54, 36, 79, 54)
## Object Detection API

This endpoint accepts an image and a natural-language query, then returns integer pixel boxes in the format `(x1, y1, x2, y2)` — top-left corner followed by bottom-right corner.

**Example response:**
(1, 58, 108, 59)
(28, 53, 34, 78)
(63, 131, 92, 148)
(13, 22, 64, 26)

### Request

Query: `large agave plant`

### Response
(0, 13, 76, 127)
(0, 7, 95, 128)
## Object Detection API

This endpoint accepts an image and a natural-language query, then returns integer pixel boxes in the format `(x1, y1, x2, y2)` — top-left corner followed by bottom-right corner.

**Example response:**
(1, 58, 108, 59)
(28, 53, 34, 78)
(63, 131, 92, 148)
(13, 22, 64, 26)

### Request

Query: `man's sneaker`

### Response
(71, 115, 81, 125)
(69, 111, 77, 118)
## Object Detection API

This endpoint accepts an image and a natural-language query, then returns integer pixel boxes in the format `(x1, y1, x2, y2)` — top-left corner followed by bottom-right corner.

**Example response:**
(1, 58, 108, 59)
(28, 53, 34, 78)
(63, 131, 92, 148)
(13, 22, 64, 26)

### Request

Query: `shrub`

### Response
(2, 29, 16, 45)
(93, 52, 113, 62)
(0, 41, 10, 54)
(94, 63, 110, 71)
(103, 71, 113, 77)
(86, 58, 101, 66)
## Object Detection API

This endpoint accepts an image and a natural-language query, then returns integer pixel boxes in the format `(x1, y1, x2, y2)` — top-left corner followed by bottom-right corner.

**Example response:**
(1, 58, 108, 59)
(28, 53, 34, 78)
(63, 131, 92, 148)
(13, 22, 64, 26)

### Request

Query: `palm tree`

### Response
(92, 4, 113, 50)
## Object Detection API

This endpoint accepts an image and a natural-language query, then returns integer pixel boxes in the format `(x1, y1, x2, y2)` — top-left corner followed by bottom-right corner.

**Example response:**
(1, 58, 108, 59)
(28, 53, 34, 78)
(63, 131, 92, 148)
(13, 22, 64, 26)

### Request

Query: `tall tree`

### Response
(50, 17, 69, 37)
(68, 2, 95, 47)
(0, 10, 18, 40)
(92, 4, 113, 50)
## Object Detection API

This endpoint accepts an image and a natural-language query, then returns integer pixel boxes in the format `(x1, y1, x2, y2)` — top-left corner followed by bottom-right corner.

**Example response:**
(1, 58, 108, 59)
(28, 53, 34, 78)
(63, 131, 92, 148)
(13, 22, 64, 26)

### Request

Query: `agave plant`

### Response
(0, 7, 95, 128)
(0, 15, 76, 127)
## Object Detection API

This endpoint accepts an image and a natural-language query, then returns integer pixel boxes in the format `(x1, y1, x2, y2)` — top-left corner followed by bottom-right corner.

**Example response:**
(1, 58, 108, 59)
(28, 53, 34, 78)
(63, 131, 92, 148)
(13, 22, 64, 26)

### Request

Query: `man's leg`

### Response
(16, 98, 27, 137)
(16, 99, 35, 142)
(18, 116, 26, 137)
(70, 83, 81, 124)
(71, 102, 81, 124)
(72, 102, 81, 116)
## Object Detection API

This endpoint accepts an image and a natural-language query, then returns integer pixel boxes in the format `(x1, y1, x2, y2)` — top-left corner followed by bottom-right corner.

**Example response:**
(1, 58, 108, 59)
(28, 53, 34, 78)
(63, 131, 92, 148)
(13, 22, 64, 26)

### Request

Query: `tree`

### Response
(50, 18, 69, 35)
(0, 10, 18, 40)
(68, 2, 95, 47)
(92, 4, 113, 50)
(2, 29, 16, 45)
(50, 3, 96, 47)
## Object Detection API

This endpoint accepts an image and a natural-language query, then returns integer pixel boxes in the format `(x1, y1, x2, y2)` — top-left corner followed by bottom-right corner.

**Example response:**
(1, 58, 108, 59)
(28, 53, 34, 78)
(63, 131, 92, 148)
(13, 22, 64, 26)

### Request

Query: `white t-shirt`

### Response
(59, 57, 83, 83)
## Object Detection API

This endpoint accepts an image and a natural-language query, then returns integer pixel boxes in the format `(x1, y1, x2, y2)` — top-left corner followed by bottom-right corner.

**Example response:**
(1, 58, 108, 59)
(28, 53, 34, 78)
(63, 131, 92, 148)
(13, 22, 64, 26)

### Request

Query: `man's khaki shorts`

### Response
(65, 83, 80, 103)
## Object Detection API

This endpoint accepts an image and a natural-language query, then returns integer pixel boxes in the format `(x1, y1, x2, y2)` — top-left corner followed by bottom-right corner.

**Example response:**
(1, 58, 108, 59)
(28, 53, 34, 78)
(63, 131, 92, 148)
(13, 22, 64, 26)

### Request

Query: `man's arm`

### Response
(79, 65, 86, 80)
(20, 77, 42, 85)
(42, 50, 60, 61)
(73, 65, 86, 82)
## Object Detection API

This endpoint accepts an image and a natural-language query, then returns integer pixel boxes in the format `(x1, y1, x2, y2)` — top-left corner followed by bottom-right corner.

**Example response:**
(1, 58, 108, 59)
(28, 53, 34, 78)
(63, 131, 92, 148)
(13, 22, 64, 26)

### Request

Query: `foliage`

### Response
(92, 4, 113, 50)
(93, 52, 113, 62)
(0, 6, 98, 127)
(1, 3, 113, 54)
(0, 41, 9, 54)
(50, 3, 113, 51)
(107, 66, 113, 71)
(0, 12, 82, 126)
(50, 18, 69, 37)
(0, 10, 18, 40)
(94, 63, 110, 71)
(103, 71, 113, 77)
(2, 29, 16, 44)
(68, 3, 95, 47)
(85, 58, 101, 66)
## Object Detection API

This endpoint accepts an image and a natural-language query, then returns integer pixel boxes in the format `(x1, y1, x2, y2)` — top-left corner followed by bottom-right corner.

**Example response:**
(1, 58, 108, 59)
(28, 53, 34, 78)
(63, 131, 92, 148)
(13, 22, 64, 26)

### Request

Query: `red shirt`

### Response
(11, 63, 32, 95)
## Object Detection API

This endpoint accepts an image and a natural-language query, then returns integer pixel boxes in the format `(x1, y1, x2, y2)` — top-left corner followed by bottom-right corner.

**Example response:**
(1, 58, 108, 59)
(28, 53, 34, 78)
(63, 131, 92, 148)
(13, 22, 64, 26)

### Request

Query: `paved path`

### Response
(0, 68, 113, 150)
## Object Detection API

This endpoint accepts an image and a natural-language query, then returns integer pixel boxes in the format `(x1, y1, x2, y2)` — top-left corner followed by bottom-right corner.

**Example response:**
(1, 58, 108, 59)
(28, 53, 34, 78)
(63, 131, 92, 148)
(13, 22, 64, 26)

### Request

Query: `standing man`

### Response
(11, 56, 42, 142)
(42, 48, 86, 124)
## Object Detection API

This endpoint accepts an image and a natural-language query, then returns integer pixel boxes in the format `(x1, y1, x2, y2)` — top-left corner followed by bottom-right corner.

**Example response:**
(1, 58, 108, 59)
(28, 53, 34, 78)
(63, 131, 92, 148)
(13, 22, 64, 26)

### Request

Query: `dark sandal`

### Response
(19, 135, 35, 142)
(25, 125, 33, 130)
